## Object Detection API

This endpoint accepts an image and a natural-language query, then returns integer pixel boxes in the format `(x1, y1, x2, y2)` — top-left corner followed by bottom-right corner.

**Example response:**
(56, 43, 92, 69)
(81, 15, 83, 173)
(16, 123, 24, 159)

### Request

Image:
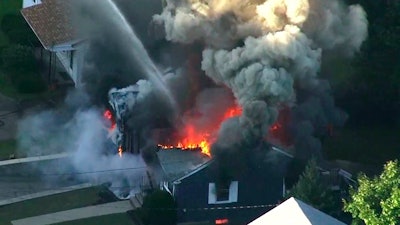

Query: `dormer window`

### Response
(208, 181, 238, 204)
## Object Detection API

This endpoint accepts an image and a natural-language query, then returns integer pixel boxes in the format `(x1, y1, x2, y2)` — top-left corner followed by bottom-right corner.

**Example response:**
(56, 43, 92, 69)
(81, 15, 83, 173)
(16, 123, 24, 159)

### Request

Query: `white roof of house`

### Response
(248, 197, 346, 225)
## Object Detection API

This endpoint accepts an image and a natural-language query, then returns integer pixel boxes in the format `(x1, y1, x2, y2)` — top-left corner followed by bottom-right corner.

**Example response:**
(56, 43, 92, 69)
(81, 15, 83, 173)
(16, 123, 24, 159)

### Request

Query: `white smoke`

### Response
(154, 0, 368, 156)
(17, 92, 147, 199)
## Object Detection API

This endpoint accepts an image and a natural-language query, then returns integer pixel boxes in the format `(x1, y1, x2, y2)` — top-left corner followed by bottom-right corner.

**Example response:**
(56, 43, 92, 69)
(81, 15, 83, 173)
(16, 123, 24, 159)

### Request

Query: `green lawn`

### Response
(0, 0, 22, 47)
(324, 126, 400, 164)
(51, 213, 136, 225)
(0, 139, 16, 160)
(0, 186, 116, 225)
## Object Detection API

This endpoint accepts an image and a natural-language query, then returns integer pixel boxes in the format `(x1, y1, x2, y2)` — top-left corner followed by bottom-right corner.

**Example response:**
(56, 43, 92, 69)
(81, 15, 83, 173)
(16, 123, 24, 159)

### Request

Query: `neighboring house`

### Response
(248, 197, 347, 225)
(156, 145, 293, 225)
(21, 0, 84, 86)
(22, 0, 42, 8)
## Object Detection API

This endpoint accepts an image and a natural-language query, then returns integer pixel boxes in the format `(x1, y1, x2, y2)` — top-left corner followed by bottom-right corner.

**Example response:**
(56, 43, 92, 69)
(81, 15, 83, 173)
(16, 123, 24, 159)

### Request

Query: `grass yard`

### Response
(0, 186, 114, 225)
(323, 126, 400, 164)
(0, 139, 16, 160)
(0, 0, 22, 47)
(51, 213, 136, 225)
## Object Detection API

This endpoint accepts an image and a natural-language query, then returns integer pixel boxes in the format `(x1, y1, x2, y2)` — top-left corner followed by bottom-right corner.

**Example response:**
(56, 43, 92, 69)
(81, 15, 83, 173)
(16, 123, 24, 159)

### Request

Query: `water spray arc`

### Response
(105, 0, 178, 111)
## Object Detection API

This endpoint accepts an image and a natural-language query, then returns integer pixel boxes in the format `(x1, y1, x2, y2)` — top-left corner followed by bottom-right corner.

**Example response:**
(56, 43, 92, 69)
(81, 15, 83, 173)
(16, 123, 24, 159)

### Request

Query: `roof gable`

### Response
(21, 0, 75, 50)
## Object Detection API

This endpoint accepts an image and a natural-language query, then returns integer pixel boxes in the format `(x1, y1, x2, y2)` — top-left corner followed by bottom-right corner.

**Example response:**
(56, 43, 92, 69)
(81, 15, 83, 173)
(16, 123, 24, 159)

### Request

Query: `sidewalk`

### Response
(11, 200, 133, 225)
(0, 153, 70, 166)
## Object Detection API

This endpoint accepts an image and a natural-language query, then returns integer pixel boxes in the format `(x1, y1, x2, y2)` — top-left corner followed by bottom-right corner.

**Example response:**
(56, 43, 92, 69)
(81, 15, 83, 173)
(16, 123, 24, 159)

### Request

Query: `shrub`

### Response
(141, 190, 177, 225)
(12, 72, 47, 94)
(0, 44, 46, 94)
(1, 14, 39, 46)
(1, 44, 37, 72)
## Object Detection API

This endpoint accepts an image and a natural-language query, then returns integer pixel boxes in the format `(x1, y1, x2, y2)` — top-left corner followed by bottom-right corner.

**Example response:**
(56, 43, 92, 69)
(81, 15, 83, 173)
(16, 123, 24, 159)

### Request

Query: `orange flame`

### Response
(118, 146, 123, 158)
(159, 105, 242, 157)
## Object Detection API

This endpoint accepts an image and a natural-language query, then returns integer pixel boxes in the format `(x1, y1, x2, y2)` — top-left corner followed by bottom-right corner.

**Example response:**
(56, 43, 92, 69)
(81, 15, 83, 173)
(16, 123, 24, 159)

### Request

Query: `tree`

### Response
(287, 158, 340, 216)
(140, 190, 177, 225)
(1, 14, 39, 46)
(344, 160, 400, 225)
(0, 44, 46, 93)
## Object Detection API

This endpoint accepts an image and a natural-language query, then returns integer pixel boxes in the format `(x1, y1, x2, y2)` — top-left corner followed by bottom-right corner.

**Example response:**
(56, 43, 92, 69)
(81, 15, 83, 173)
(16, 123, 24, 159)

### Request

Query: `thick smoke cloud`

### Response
(70, 0, 187, 105)
(17, 0, 368, 197)
(154, 0, 368, 166)
(303, 0, 368, 56)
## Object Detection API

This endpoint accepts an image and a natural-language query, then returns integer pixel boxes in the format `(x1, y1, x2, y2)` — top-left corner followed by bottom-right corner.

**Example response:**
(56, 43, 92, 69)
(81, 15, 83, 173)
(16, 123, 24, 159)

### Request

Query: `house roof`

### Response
(156, 148, 211, 182)
(248, 197, 346, 225)
(21, 0, 75, 50)
(159, 144, 293, 183)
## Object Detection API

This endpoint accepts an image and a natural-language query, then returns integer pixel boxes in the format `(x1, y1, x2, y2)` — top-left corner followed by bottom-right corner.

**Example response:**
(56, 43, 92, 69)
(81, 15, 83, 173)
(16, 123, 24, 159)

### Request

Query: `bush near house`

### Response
(137, 190, 177, 225)
(0, 44, 46, 94)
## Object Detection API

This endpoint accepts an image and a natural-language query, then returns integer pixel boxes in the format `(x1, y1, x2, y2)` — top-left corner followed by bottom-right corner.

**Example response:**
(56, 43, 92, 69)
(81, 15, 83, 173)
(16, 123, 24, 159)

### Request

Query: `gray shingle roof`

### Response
(156, 148, 210, 181)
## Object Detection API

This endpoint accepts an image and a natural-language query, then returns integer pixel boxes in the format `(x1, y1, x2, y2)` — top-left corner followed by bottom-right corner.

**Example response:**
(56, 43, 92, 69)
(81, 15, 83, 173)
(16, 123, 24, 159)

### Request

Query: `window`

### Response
(216, 183, 230, 201)
(70, 51, 74, 69)
(208, 181, 238, 204)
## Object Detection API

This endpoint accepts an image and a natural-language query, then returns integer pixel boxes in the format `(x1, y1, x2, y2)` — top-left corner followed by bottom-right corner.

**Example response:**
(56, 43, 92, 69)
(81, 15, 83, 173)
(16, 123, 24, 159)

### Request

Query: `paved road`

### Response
(11, 201, 133, 225)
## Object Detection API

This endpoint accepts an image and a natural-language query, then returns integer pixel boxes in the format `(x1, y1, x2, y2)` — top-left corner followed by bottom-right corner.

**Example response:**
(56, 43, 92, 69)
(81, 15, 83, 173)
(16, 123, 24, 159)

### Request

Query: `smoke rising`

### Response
(154, 0, 368, 166)
(17, 91, 148, 199)
(17, 0, 368, 197)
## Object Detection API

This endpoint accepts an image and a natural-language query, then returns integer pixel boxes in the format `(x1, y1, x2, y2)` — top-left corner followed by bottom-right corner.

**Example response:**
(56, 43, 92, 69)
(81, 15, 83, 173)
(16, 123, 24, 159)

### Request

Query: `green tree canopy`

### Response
(344, 160, 400, 225)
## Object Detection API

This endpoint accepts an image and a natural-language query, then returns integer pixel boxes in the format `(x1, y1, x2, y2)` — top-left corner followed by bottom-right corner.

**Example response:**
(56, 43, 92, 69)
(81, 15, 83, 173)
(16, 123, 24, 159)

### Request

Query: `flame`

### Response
(104, 109, 116, 131)
(266, 106, 293, 147)
(158, 105, 242, 157)
(270, 123, 281, 132)
(223, 106, 242, 118)
(118, 146, 123, 158)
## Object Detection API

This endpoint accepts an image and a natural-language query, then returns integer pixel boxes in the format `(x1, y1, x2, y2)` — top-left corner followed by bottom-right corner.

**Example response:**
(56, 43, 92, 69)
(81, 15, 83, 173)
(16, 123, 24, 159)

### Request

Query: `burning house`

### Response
(156, 144, 293, 225)
(17, 0, 369, 223)
(107, 85, 142, 155)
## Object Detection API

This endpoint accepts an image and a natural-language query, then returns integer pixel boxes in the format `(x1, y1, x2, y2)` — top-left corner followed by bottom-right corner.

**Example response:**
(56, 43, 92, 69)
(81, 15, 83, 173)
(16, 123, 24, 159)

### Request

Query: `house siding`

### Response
(173, 161, 286, 225)
(54, 43, 85, 86)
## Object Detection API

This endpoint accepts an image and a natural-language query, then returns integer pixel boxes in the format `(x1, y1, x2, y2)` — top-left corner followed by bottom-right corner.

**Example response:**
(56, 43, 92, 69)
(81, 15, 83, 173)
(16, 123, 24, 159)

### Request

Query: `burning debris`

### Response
(157, 101, 242, 156)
